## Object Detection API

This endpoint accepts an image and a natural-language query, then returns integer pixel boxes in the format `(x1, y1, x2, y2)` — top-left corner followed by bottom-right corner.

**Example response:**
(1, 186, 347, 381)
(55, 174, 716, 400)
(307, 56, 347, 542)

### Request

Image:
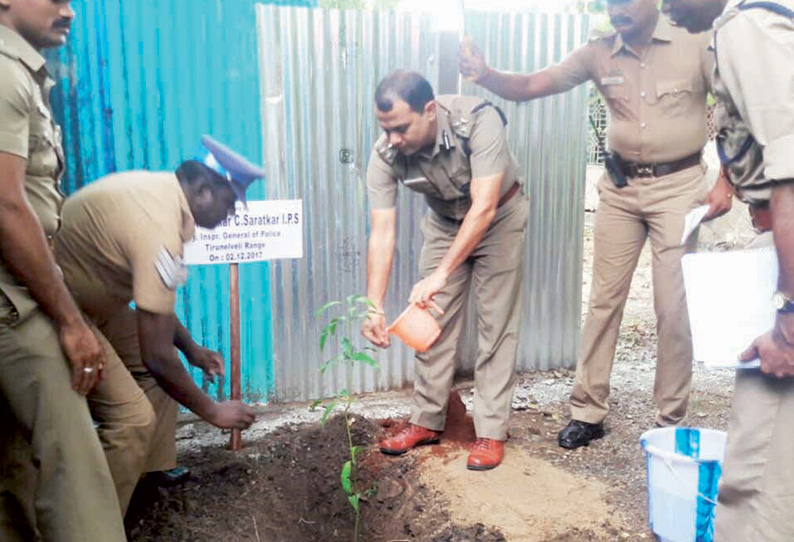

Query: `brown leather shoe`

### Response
(379, 423, 440, 455)
(466, 438, 504, 471)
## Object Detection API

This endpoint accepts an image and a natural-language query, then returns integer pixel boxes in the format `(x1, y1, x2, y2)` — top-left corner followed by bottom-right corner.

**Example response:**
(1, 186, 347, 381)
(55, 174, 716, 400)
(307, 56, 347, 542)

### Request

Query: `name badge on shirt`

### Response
(601, 76, 625, 86)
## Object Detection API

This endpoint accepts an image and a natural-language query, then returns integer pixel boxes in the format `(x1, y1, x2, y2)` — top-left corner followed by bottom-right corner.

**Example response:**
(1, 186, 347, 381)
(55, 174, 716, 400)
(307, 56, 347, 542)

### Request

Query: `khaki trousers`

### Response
(714, 232, 794, 541)
(0, 303, 127, 542)
(410, 195, 529, 441)
(714, 371, 794, 541)
(89, 328, 156, 514)
(0, 309, 156, 525)
(570, 165, 708, 426)
(91, 306, 179, 474)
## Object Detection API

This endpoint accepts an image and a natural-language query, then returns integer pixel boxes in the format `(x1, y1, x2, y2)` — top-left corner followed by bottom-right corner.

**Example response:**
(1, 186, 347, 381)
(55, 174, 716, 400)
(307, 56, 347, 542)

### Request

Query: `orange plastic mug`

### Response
(386, 303, 442, 353)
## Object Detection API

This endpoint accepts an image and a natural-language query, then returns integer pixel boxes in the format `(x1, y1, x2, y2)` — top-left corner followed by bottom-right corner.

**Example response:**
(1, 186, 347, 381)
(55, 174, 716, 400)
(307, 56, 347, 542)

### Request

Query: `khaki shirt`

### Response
(543, 15, 713, 164)
(366, 95, 521, 221)
(0, 25, 65, 320)
(55, 172, 196, 317)
(712, 0, 794, 203)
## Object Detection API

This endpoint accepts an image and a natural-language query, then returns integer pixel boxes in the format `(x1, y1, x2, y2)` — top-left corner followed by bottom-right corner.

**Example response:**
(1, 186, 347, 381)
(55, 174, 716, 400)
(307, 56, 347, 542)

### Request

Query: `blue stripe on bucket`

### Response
(643, 450, 655, 534)
(695, 461, 722, 542)
(675, 427, 701, 459)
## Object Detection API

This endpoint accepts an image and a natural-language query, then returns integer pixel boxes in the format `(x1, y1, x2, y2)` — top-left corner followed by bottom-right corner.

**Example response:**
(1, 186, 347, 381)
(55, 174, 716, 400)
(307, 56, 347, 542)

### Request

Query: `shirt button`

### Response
(641, 123, 647, 129)
(640, 62, 646, 68)
(640, 91, 646, 98)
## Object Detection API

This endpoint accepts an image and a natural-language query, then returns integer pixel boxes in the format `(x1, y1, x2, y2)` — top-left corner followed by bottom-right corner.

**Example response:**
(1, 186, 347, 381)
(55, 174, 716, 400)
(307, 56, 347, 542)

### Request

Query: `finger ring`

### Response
(83, 367, 94, 374)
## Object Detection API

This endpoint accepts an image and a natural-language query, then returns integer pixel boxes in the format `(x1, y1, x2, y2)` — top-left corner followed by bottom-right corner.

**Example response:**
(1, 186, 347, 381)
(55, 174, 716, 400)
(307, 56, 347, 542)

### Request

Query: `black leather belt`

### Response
(619, 152, 702, 178)
(498, 182, 521, 207)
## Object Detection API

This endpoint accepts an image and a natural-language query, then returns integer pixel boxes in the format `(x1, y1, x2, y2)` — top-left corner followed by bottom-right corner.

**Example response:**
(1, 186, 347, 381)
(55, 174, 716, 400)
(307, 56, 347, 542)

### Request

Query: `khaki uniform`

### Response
(0, 25, 127, 541)
(542, 16, 712, 426)
(55, 171, 197, 478)
(367, 95, 529, 440)
(710, 1, 794, 539)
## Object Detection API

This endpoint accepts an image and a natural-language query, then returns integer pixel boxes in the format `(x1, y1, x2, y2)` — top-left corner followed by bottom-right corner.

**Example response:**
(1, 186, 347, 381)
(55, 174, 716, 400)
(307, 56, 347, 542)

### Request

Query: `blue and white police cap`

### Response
(195, 135, 264, 203)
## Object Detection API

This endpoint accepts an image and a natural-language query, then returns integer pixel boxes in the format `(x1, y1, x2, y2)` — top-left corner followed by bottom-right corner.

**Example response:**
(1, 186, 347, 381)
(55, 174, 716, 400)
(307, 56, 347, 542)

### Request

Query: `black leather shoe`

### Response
(557, 420, 605, 449)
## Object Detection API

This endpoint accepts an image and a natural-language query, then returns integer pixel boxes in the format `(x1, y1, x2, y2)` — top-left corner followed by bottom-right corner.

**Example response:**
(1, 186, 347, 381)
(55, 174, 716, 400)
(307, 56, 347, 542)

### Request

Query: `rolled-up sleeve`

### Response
(0, 59, 31, 159)
(468, 107, 510, 180)
(366, 145, 399, 210)
(542, 41, 595, 94)
(718, 12, 794, 182)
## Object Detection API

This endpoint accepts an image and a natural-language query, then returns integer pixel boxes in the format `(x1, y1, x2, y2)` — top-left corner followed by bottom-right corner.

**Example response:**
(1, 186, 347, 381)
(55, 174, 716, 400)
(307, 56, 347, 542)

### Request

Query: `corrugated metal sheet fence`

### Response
(462, 12, 591, 372)
(258, 6, 591, 403)
(47, 0, 315, 403)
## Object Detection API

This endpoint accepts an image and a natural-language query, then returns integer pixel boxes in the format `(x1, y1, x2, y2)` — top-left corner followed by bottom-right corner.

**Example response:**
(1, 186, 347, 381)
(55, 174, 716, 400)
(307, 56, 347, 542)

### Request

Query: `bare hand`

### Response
(59, 319, 105, 395)
(207, 400, 256, 429)
(703, 169, 734, 222)
(740, 326, 794, 378)
(459, 36, 489, 83)
(188, 346, 225, 382)
(408, 272, 447, 314)
(361, 312, 390, 348)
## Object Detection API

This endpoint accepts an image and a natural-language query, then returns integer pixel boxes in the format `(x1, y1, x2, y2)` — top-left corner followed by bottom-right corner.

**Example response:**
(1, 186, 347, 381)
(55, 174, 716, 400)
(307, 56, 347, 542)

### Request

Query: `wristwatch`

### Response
(772, 291, 794, 313)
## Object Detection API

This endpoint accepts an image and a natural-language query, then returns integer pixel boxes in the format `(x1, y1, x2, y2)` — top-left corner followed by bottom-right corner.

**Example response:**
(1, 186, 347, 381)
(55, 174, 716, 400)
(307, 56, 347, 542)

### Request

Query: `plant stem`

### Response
(344, 399, 360, 542)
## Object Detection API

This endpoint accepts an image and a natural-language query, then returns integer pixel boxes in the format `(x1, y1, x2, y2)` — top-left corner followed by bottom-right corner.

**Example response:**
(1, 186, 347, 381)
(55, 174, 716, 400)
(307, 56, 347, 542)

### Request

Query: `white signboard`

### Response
(184, 199, 303, 265)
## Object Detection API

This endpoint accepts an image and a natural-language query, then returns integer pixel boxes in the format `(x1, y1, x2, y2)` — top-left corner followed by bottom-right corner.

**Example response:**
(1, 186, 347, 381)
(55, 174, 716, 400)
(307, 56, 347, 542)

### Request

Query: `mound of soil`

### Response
(126, 392, 503, 542)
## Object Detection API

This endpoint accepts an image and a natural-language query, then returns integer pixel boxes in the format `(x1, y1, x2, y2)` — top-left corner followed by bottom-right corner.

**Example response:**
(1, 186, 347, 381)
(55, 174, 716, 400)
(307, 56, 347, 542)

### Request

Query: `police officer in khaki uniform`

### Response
(55, 136, 260, 496)
(362, 71, 529, 470)
(0, 1, 127, 540)
(667, 0, 794, 539)
(461, 0, 735, 449)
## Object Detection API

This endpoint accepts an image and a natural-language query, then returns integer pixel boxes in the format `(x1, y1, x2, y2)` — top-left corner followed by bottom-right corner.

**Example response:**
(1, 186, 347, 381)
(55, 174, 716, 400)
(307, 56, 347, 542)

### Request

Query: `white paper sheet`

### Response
(681, 247, 778, 369)
(681, 205, 711, 245)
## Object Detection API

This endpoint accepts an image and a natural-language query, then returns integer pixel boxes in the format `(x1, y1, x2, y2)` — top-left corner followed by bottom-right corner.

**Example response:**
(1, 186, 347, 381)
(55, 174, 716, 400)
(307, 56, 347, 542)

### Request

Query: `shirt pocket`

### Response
(439, 149, 472, 200)
(27, 100, 63, 180)
(401, 176, 444, 198)
(601, 84, 630, 119)
(654, 79, 693, 117)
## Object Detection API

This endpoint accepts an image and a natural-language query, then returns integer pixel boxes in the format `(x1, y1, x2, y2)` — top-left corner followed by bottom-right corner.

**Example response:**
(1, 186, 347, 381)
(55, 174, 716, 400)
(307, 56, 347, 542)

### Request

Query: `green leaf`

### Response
(314, 301, 341, 319)
(341, 460, 354, 495)
(352, 352, 378, 368)
(320, 402, 337, 427)
(329, 317, 343, 335)
(319, 328, 330, 351)
(309, 399, 323, 411)
(348, 494, 360, 512)
(319, 358, 335, 373)
(350, 445, 362, 464)
(341, 338, 354, 358)
(346, 294, 358, 307)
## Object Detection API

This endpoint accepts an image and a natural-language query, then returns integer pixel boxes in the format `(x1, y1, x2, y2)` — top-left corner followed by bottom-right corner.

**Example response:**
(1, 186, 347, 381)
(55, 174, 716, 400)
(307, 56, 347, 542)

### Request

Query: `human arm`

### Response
(703, 167, 734, 221)
(137, 310, 254, 428)
(361, 146, 400, 347)
(409, 107, 508, 308)
(361, 209, 396, 348)
(459, 35, 591, 102)
(739, 184, 794, 377)
(723, 12, 794, 375)
(173, 319, 224, 381)
(408, 171, 502, 308)
(0, 69, 103, 395)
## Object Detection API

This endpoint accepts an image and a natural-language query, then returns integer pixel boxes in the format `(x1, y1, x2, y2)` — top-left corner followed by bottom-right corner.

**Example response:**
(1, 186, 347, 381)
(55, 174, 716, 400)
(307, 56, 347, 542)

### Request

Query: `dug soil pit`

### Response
(127, 391, 622, 541)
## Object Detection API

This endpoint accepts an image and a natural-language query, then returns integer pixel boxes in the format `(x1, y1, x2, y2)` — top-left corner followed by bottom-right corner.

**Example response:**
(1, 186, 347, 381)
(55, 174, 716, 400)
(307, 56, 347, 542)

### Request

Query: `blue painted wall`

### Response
(48, 0, 316, 402)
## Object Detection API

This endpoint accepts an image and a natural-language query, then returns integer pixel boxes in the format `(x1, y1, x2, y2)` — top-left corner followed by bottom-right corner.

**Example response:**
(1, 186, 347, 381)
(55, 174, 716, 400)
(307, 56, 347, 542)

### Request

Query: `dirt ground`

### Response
(126, 213, 737, 541)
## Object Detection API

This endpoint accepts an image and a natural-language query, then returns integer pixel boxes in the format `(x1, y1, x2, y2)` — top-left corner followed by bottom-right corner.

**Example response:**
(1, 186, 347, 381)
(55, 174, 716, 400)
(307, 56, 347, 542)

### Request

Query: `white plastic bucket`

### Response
(639, 427, 727, 542)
